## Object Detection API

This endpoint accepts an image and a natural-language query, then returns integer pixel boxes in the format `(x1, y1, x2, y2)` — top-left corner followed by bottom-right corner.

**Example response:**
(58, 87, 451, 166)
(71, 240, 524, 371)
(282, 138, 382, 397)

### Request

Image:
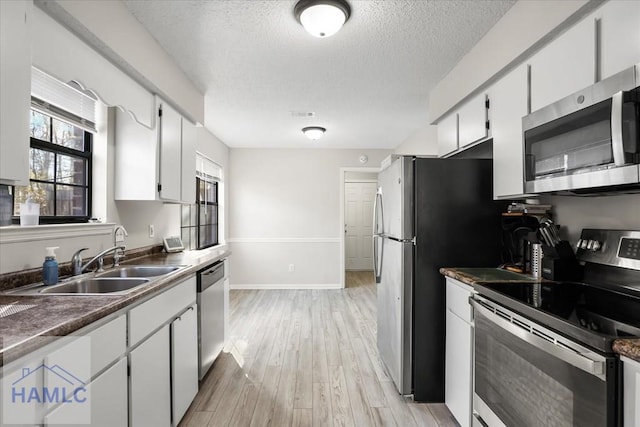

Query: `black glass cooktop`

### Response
(475, 280, 640, 353)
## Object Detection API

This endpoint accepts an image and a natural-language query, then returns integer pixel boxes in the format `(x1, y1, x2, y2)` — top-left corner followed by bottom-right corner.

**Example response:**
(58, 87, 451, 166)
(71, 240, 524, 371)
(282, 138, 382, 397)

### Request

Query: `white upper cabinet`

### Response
(437, 112, 458, 157)
(491, 64, 528, 199)
(594, 0, 640, 80)
(0, 0, 31, 186)
(529, 17, 596, 112)
(437, 92, 488, 157)
(158, 100, 182, 201)
(181, 119, 197, 204)
(115, 97, 197, 203)
(458, 93, 489, 149)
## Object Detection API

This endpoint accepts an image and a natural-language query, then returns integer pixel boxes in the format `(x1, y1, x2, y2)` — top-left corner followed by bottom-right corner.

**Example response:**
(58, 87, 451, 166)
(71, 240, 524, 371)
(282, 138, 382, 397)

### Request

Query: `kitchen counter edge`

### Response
(0, 248, 230, 366)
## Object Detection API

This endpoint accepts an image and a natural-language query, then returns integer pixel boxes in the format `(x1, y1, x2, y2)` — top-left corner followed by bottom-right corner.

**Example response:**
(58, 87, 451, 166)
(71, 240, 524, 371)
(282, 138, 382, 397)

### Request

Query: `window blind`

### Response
(31, 67, 97, 133)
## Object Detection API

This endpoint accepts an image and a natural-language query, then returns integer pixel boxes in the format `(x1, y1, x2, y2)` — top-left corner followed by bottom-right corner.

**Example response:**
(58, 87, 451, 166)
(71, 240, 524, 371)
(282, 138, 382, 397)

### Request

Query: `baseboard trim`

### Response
(230, 283, 343, 290)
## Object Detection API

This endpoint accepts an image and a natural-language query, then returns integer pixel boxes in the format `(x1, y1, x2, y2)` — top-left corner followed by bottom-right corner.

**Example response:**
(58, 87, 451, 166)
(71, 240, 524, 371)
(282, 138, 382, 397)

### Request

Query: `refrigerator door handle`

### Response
(373, 189, 384, 236)
(373, 235, 383, 284)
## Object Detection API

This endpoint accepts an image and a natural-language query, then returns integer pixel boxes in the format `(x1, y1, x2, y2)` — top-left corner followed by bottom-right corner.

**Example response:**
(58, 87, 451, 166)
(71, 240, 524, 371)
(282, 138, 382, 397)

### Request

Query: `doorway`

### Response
(341, 169, 378, 287)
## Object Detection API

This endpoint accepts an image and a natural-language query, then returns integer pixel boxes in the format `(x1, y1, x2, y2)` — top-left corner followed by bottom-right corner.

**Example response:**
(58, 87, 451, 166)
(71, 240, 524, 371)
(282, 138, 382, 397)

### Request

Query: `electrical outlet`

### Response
(148, 224, 155, 238)
(288, 264, 295, 272)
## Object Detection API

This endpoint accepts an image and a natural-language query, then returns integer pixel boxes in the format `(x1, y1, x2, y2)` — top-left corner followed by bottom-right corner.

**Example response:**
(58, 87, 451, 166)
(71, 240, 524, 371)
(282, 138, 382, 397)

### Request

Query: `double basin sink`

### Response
(7, 265, 184, 296)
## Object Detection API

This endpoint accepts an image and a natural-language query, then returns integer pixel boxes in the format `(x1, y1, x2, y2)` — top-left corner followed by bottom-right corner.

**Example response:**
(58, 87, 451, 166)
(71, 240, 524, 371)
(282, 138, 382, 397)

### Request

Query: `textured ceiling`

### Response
(122, 0, 516, 149)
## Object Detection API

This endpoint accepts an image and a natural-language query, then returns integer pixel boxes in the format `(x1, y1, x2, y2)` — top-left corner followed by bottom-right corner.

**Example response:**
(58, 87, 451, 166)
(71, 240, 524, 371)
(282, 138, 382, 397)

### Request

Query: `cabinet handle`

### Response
(175, 305, 195, 321)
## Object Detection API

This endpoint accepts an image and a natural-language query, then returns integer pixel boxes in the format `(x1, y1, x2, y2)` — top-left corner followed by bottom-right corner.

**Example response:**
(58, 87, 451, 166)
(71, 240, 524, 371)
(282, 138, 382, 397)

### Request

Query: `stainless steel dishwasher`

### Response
(197, 260, 225, 380)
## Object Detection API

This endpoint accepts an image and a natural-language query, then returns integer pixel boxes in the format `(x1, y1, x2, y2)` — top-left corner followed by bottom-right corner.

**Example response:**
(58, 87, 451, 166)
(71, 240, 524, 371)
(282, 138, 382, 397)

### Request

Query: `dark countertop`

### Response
(440, 267, 639, 361)
(439, 267, 543, 287)
(613, 339, 640, 363)
(0, 247, 230, 366)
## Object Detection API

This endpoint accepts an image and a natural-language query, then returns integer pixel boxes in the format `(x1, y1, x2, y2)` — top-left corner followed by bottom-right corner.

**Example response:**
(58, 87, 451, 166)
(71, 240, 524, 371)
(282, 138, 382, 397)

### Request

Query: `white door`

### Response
(45, 358, 128, 427)
(131, 325, 171, 427)
(345, 181, 377, 270)
(172, 305, 199, 426)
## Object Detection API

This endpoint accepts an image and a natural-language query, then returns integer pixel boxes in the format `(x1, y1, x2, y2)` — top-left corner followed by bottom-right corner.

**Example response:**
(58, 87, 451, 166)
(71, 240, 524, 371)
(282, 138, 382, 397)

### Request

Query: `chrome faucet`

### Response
(71, 246, 126, 275)
(113, 225, 128, 265)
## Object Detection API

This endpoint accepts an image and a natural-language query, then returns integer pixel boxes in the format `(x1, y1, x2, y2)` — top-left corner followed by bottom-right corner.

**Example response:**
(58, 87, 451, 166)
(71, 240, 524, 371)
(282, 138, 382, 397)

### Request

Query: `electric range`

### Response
(471, 229, 640, 427)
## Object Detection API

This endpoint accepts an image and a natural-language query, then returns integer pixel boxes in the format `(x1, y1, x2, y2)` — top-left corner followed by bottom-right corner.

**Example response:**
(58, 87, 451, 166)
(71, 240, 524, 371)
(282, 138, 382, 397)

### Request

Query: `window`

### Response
(12, 109, 92, 223)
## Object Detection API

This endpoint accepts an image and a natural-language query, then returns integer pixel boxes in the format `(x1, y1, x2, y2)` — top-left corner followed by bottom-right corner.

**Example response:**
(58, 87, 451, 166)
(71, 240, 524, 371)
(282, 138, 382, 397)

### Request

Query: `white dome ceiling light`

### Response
(294, 0, 351, 38)
(302, 126, 326, 141)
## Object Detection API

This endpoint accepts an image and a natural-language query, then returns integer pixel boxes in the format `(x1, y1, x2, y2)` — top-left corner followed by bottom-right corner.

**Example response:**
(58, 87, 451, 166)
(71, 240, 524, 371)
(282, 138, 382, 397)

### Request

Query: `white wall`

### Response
(394, 124, 438, 156)
(228, 148, 391, 288)
(541, 194, 640, 244)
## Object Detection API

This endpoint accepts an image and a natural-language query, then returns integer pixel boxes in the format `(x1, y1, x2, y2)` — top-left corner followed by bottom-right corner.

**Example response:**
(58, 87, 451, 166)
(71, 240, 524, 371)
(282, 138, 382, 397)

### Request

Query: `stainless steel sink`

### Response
(38, 278, 150, 294)
(3, 264, 186, 296)
(97, 265, 181, 278)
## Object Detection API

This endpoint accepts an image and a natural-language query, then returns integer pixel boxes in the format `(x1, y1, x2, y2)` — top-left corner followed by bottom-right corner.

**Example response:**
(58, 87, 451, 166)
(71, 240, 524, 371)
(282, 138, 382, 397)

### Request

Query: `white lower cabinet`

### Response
(1, 275, 203, 427)
(45, 358, 128, 427)
(445, 278, 474, 427)
(622, 356, 640, 427)
(131, 324, 172, 427)
(128, 276, 198, 427)
(171, 304, 199, 425)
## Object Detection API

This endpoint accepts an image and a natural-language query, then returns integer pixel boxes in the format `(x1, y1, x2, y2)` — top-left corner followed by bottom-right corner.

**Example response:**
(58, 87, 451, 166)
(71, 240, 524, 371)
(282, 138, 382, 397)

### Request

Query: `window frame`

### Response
(12, 111, 93, 224)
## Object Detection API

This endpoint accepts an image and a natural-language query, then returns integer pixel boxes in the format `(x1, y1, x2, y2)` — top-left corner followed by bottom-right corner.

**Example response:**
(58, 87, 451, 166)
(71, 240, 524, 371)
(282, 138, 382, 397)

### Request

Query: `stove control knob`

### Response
(580, 240, 589, 250)
(591, 240, 602, 251)
(576, 239, 584, 250)
(587, 240, 594, 250)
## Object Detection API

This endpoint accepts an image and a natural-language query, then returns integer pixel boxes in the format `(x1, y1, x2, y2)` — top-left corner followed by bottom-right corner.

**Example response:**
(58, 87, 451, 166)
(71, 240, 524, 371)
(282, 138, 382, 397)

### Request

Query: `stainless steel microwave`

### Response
(523, 64, 640, 194)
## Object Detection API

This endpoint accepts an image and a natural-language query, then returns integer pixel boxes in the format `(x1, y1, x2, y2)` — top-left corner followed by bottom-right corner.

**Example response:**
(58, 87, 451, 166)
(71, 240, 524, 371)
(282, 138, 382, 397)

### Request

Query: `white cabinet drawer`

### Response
(129, 276, 196, 346)
(446, 277, 474, 322)
(46, 315, 126, 382)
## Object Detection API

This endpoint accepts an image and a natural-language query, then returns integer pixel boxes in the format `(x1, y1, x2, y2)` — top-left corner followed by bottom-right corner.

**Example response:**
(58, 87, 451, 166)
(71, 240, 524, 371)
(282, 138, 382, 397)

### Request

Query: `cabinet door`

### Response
(458, 93, 488, 149)
(44, 358, 128, 427)
(0, 0, 31, 186)
(437, 113, 458, 157)
(181, 119, 197, 204)
(597, 0, 640, 80)
(529, 17, 595, 112)
(171, 305, 199, 426)
(622, 357, 640, 427)
(491, 64, 528, 199)
(159, 101, 182, 201)
(445, 309, 473, 427)
(131, 325, 171, 427)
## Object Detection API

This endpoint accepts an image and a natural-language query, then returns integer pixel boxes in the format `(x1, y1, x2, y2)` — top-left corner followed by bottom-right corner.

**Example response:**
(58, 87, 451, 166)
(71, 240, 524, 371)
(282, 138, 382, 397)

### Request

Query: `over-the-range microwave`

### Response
(522, 63, 640, 195)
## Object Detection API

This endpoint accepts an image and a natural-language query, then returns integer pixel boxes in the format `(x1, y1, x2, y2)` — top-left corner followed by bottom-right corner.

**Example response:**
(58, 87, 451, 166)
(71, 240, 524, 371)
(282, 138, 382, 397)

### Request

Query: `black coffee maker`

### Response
(501, 215, 540, 272)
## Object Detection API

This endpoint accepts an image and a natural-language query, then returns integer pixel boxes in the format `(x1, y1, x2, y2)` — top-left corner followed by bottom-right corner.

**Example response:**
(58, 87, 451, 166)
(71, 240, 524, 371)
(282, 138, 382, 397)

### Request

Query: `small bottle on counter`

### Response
(43, 246, 59, 285)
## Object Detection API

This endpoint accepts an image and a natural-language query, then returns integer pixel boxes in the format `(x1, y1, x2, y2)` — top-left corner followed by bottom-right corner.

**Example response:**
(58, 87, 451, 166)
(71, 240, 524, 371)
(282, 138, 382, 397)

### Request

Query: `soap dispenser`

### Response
(43, 246, 59, 285)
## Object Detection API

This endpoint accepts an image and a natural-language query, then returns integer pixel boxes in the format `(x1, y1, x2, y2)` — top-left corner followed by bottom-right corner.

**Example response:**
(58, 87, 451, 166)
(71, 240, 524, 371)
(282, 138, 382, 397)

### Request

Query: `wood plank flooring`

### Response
(179, 271, 459, 427)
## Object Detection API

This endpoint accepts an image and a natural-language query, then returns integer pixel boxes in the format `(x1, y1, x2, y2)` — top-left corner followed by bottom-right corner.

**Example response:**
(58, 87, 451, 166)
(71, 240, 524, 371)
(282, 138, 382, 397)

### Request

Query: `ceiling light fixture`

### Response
(294, 0, 351, 38)
(302, 126, 326, 140)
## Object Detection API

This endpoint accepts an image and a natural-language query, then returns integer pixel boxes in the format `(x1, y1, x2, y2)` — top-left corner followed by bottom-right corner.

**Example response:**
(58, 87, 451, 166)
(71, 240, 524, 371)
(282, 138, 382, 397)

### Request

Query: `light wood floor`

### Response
(179, 271, 458, 427)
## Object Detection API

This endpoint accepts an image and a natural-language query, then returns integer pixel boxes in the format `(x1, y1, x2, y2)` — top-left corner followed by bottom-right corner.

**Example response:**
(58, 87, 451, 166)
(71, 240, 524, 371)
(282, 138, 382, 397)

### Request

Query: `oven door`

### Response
(471, 297, 618, 427)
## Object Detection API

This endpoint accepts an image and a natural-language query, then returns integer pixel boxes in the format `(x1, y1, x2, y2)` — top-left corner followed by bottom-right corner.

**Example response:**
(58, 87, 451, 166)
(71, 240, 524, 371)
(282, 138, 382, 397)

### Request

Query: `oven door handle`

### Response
(471, 299, 607, 380)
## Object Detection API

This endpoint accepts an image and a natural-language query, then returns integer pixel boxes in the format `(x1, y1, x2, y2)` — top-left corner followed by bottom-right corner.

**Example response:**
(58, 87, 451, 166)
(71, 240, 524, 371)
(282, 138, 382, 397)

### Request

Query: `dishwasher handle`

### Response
(198, 260, 225, 291)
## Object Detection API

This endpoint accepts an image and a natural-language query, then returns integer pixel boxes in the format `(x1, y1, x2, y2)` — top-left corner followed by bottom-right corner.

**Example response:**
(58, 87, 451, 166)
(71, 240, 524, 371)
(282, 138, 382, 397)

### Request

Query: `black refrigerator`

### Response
(373, 156, 504, 402)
